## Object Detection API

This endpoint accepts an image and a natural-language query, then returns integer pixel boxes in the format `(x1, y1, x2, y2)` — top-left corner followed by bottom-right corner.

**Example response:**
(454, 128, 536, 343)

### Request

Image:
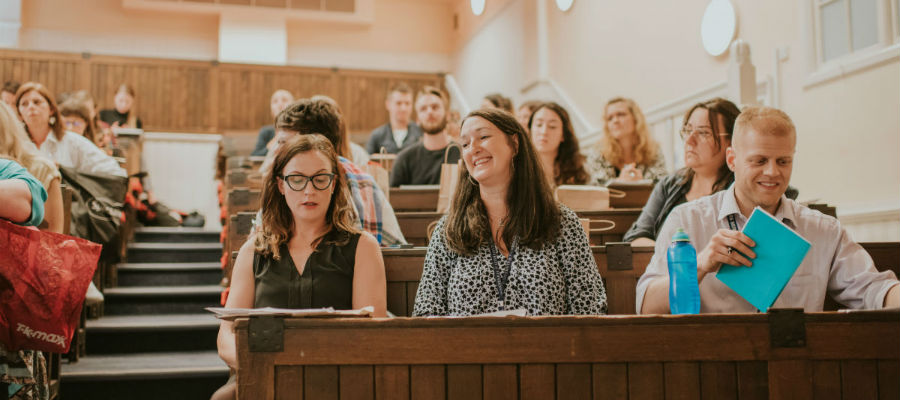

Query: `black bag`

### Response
(59, 166, 128, 245)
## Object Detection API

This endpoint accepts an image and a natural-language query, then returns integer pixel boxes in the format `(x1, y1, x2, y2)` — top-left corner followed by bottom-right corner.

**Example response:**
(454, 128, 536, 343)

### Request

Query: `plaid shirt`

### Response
(338, 157, 406, 246)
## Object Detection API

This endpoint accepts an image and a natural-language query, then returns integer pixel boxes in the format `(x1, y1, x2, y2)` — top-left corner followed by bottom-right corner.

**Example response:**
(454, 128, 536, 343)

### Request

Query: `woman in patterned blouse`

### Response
(586, 97, 667, 185)
(412, 109, 607, 316)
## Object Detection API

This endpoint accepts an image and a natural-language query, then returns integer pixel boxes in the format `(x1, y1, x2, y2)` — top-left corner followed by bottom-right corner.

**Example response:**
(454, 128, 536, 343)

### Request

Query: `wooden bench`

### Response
(396, 209, 643, 246)
(225, 170, 263, 192)
(389, 186, 440, 212)
(383, 244, 653, 316)
(226, 188, 262, 215)
(233, 310, 900, 399)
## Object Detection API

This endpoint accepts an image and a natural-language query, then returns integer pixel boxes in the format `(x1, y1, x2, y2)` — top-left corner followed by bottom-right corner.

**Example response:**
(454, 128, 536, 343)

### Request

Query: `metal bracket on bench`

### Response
(606, 242, 633, 271)
(230, 189, 249, 206)
(249, 316, 284, 352)
(232, 213, 253, 236)
(229, 171, 247, 186)
(768, 308, 806, 348)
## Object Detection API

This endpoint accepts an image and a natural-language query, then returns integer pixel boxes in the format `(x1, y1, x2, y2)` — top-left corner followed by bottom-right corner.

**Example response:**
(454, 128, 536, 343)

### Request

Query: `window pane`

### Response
(822, 0, 851, 61)
(850, 0, 878, 50)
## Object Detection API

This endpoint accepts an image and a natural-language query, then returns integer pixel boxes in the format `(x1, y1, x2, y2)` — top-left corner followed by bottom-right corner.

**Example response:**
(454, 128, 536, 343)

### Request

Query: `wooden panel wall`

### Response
(0, 49, 444, 135)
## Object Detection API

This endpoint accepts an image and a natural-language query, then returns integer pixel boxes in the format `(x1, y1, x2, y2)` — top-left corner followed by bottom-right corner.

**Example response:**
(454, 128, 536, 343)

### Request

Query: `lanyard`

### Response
(488, 239, 517, 311)
(727, 214, 740, 231)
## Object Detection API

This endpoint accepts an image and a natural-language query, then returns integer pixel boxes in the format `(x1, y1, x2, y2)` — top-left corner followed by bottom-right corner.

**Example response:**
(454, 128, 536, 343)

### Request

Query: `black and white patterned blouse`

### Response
(412, 204, 607, 316)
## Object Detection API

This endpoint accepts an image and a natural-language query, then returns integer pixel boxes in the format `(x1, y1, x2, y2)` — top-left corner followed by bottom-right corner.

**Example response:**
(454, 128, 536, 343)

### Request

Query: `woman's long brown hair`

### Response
(445, 109, 561, 256)
(528, 102, 590, 185)
(252, 134, 359, 260)
(678, 97, 741, 193)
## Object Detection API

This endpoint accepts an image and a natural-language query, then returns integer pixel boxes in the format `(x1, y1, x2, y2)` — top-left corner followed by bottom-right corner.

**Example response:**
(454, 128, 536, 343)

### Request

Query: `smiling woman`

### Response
(412, 108, 607, 317)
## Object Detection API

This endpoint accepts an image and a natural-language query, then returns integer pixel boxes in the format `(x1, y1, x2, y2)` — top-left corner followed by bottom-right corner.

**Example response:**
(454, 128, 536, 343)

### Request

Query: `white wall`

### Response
(142, 132, 222, 230)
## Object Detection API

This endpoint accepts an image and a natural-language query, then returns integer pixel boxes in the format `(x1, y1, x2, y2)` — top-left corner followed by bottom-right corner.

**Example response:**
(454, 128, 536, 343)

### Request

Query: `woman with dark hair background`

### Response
(413, 109, 606, 317)
(528, 102, 590, 187)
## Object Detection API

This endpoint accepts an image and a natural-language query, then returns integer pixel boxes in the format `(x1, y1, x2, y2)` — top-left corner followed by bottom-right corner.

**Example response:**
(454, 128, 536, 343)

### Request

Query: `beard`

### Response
(421, 116, 448, 135)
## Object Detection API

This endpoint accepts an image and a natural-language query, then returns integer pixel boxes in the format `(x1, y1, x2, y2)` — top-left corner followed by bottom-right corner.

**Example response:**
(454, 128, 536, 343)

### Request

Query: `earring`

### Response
(48, 116, 56, 125)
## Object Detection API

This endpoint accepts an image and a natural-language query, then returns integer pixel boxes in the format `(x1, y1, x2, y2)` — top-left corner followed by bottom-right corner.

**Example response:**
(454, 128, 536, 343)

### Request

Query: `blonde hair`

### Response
(733, 106, 796, 147)
(252, 134, 359, 260)
(0, 102, 58, 187)
(596, 97, 659, 167)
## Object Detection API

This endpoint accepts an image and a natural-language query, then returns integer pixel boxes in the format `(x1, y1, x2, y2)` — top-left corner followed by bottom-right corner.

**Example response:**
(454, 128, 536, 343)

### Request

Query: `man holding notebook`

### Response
(637, 106, 899, 314)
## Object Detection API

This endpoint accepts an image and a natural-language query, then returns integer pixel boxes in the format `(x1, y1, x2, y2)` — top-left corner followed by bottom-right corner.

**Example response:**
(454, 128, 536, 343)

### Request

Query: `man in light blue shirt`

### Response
(637, 106, 899, 313)
(0, 158, 47, 227)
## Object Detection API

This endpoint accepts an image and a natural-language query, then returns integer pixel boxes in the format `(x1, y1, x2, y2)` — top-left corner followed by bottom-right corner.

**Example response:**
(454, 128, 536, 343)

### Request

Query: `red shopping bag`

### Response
(0, 219, 101, 353)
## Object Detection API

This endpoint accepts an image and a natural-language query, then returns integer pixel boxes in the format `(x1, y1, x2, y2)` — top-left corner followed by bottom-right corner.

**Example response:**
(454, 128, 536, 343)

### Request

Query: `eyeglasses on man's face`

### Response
(281, 173, 335, 191)
(679, 126, 728, 142)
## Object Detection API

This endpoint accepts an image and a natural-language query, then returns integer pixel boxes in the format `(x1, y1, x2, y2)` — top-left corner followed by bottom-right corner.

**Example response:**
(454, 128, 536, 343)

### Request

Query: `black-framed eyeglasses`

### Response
(679, 127, 728, 142)
(281, 173, 335, 191)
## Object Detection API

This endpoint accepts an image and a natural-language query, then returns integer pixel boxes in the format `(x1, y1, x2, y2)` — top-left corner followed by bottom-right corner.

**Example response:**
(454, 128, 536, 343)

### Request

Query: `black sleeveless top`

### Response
(253, 231, 360, 309)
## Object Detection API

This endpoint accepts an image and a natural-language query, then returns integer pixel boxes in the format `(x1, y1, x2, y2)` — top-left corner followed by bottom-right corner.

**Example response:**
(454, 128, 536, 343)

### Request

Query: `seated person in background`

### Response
(412, 109, 607, 316)
(366, 83, 422, 154)
(99, 84, 142, 129)
(529, 102, 590, 187)
(0, 102, 63, 233)
(59, 99, 99, 147)
(310, 94, 369, 168)
(251, 89, 294, 156)
(480, 93, 514, 114)
(390, 86, 460, 187)
(214, 134, 386, 400)
(516, 100, 541, 131)
(17, 82, 126, 178)
(586, 97, 667, 185)
(16, 82, 126, 177)
(260, 99, 407, 246)
(636, 106, 899, 314)
(0, 158, 46, 227)
(2, 80, 20, 108)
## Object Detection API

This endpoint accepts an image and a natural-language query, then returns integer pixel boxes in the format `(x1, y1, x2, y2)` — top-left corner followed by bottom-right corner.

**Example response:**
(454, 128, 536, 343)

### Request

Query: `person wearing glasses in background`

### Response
(214, 134, 387, 400)
(623, 98, 797, 247)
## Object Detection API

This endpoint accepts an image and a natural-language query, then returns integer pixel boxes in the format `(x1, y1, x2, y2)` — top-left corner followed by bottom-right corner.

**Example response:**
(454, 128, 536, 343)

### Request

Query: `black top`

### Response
(390, 142, 461, 187)
(251, 125, 275, 156)
(623, 172, 800, 242)
(98, 109, 143, 129)
(253, 231, 360, 309)
(365, 122, 423, 154)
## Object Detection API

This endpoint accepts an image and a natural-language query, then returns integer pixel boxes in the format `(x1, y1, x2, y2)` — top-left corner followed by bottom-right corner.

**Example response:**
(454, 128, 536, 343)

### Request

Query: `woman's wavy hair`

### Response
(252, 134, 359, 260)
(14, 82, 65, 141)
(677, 97, 741, 193)
(445, 108, 561, 256)
(596, 97, 659, 167)
(528, 102, 590, 185)
(0, 102, 51, 171)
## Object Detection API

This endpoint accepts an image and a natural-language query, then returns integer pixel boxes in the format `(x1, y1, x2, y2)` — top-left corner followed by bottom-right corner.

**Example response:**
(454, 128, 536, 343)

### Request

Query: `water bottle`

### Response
(667, 228, 700, 314)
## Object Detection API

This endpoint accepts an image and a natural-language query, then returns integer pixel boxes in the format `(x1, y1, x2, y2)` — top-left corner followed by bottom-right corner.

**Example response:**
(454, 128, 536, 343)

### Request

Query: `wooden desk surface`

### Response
(235, 310, 900, 400)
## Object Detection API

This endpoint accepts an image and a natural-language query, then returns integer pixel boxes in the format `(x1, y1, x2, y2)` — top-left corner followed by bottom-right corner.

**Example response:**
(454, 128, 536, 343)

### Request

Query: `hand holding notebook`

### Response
(716, 207, 812, 312)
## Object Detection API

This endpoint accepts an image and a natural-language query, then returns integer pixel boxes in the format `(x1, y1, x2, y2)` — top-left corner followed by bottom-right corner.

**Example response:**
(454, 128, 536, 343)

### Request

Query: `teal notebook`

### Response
(716, 207, 811, 312)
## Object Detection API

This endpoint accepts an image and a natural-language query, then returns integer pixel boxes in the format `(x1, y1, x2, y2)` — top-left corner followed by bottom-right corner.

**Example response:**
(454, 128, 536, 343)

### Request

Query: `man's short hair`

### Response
(416, 86, 448, 107)
(2, 81, 20, 94)
(733, 106, 796, 144)
(386, 82, 413, 100)
(275, 98, 343, 152)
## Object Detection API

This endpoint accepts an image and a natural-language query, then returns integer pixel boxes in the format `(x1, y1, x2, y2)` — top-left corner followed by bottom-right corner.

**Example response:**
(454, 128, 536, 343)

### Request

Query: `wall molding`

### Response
(838, 206, 900, 224)
(144, 132, 223, 143)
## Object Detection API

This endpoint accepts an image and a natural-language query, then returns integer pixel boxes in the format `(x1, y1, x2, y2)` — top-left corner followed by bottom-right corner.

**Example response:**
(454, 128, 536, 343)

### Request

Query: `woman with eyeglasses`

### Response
(412, 109, 606, 317)
(624, 98, 740, 246)
(214, 134, 387, 400)
(586, 97, 667, 185)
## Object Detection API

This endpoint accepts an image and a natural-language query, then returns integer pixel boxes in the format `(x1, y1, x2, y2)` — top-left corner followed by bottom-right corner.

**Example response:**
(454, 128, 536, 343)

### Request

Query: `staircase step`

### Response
(116, 262, 222, 286)
(104, 285, 223, 315)
(134, 226, 220, 243)
(126, 242, 223, 263)
(61, 351, 228, 400)
(86, 314, 220, 354)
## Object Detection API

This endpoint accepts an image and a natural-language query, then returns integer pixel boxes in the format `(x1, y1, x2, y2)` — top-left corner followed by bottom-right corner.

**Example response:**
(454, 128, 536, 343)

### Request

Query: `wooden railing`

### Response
(234, 310, 900, 399)
(0, 49, 444, 135)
